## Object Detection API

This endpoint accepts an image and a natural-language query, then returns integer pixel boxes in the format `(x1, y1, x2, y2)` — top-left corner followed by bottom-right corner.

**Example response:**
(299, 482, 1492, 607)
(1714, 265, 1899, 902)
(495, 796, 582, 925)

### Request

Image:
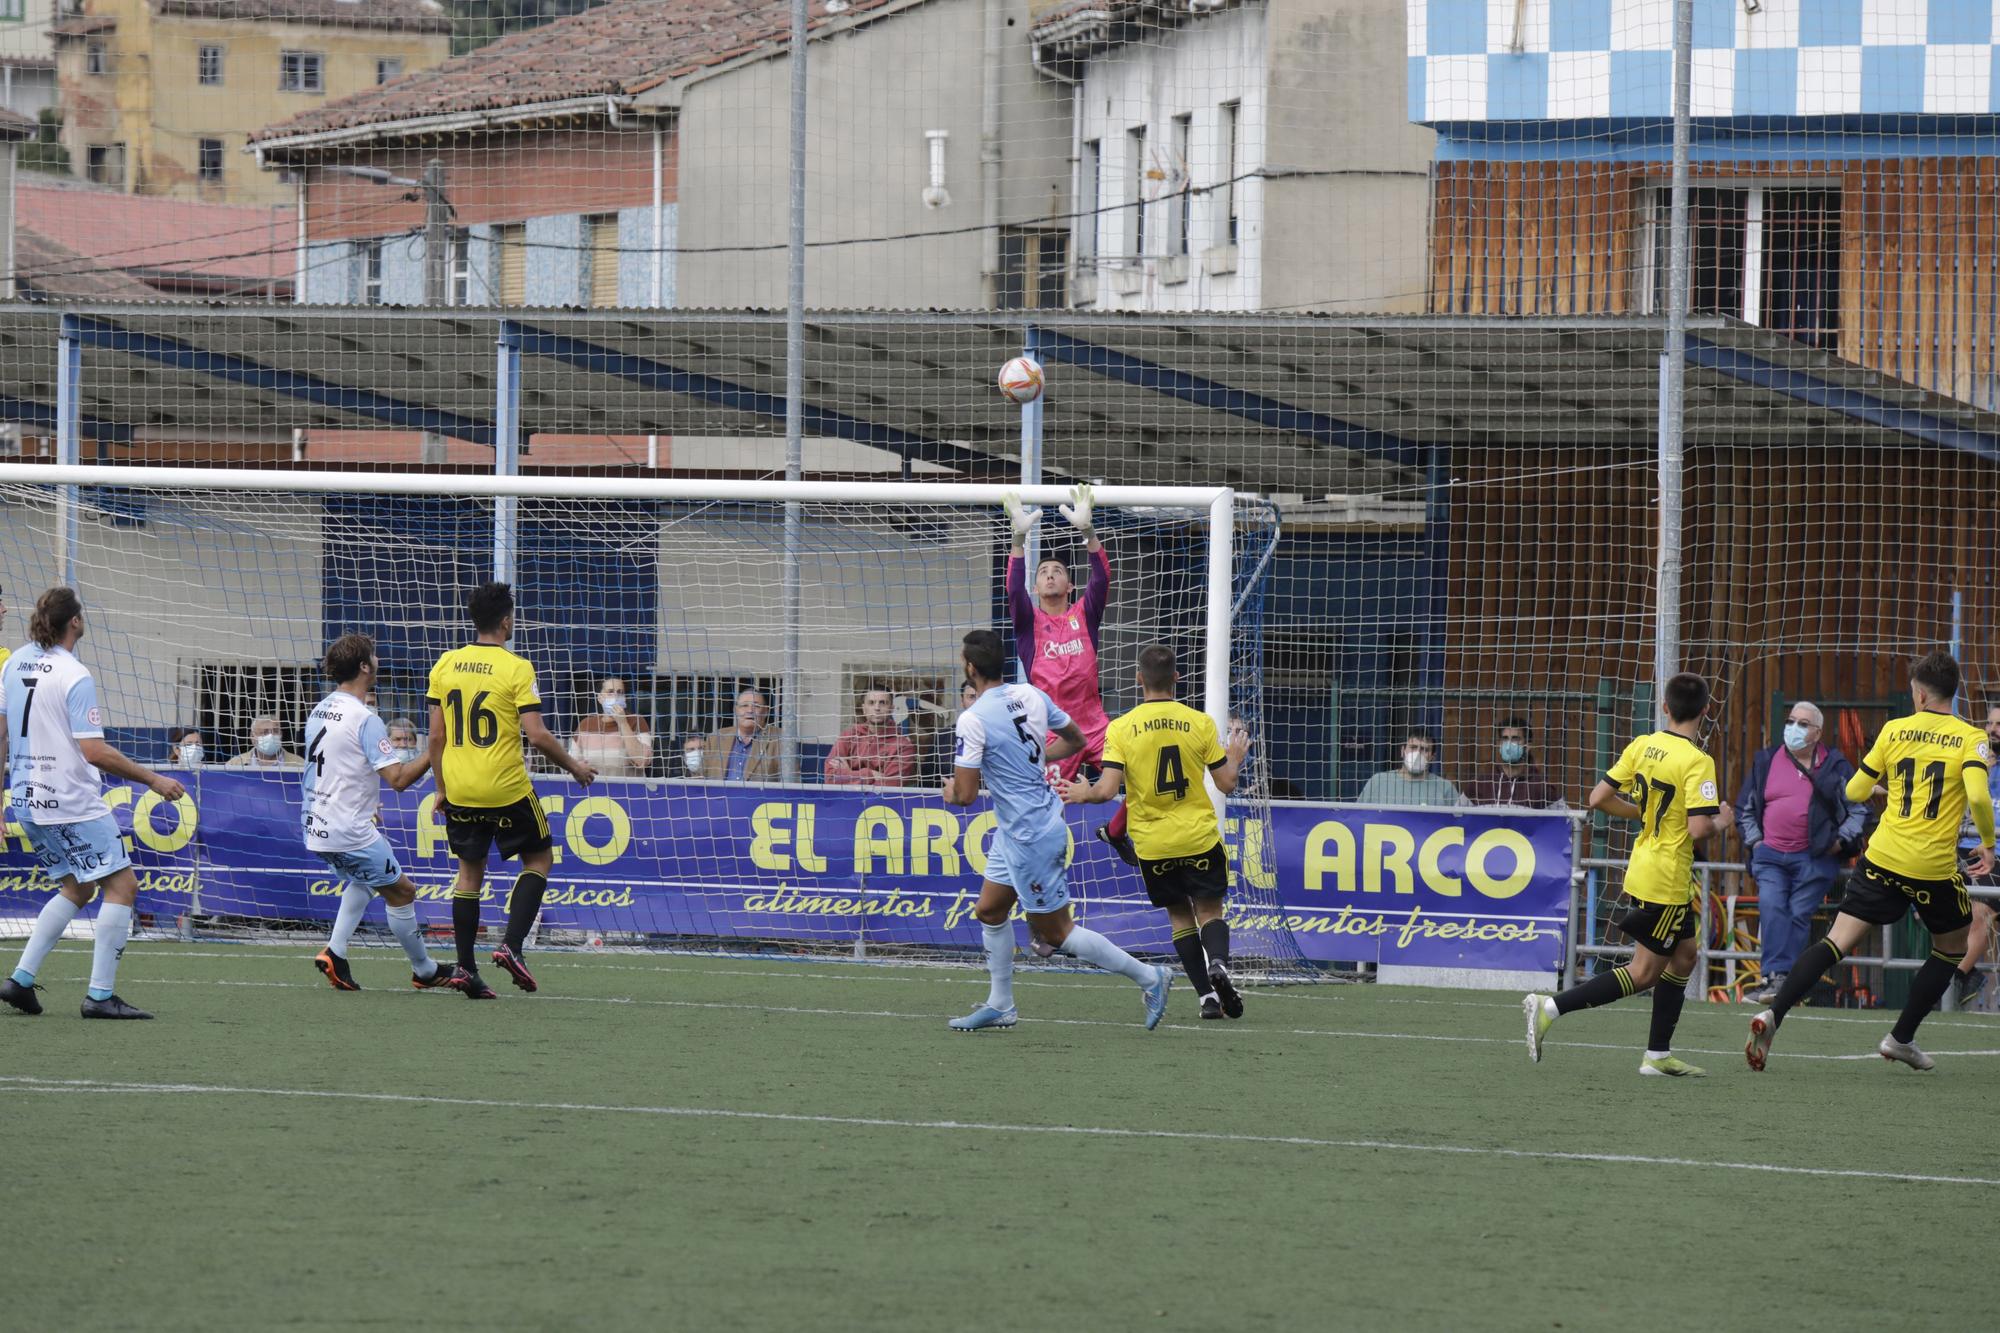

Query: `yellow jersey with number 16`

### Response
(1856, 711, 1992, 880)
(426, 643, 540, 808)
(1603, 730, 1720, 906)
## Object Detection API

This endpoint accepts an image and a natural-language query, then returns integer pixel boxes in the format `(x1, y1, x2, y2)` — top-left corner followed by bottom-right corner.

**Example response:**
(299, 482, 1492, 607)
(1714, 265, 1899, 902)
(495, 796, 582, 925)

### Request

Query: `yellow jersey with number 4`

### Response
(1103, 700, 1227, 860)
(426, 643, 540, 808)
(1604, 730, 1720, 906)
(1855, 711, 1992, 880)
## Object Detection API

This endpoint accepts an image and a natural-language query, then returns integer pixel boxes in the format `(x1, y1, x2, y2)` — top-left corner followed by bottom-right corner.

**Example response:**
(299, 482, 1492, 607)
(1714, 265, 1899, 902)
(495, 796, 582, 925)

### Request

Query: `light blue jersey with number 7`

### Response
(955, 683, 1071, 844)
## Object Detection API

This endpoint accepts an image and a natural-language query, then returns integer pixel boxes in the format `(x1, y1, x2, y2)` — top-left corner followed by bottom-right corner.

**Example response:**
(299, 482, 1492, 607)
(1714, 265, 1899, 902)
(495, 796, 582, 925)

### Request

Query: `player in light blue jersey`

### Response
(0, 587, 186, 1019)
(942, 628, 1171, 1032)
(305, 633, 460, 993)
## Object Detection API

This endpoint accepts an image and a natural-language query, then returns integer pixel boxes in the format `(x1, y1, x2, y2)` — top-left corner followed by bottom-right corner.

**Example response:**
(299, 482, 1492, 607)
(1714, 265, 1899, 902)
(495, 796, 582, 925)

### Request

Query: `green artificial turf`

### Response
(4, 942, 1994, 1331)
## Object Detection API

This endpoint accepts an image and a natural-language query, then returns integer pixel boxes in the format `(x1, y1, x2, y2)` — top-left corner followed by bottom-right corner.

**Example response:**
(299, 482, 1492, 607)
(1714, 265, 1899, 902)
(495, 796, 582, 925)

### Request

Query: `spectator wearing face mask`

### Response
(679, 734, 708, 778)
(824, 688, 917, 788)
(1356, 731, 1465, 808)
(1734, 701, 1866, 1005)
(226, 715, 305, 771)
(569, 676, 654, 778)
(168, 726, 206, 769)
(1463, 716, 1565, 809)
(386, 717, 421, 767)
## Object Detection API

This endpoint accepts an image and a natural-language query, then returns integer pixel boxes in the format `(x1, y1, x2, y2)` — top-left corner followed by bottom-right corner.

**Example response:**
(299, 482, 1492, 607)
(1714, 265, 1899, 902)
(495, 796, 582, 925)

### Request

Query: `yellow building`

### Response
(51, 0, 450, 204)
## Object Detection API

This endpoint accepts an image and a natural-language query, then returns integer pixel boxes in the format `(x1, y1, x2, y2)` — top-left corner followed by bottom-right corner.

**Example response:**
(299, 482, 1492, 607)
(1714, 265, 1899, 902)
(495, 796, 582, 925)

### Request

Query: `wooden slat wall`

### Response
(1430, 157, 2000, 410)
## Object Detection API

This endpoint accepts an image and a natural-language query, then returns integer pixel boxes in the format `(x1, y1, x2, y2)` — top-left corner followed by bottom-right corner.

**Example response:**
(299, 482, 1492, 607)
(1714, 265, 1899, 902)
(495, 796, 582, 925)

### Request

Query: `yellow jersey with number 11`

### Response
(425, 643, 540, 808)
(1603, 730, 1720, 906)
(1855, 711, 1993, 880)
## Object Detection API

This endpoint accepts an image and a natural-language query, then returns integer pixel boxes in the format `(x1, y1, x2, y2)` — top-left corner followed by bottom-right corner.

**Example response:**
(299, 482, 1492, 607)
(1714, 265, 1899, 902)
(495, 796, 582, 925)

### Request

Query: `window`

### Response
(376, 57, 402, 85)
(448, 228, 472, 306)
(495, 223, 526, 305)
(198, 137, 224, 183)
(1217, 101, 1241, 247)
(198, 44, 223, 85)
(1126, 126, 1148, 259)
(85, 143, 124, 186)
(279, 50, 324, 93)
(1168, 113, 1192, 258)
(1648, 186, 1840, 350)
(85, 40, 107, 76)
(0, 0, 25, 21)
(996, 228, 1067, 310)
(358, 238, 384, 306)
(585, 214, 620, 308)
(1077, 138, 1100, 269)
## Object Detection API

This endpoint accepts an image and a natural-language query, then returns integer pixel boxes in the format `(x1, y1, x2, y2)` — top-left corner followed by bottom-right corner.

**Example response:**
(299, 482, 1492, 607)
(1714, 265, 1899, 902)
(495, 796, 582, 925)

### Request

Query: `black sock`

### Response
(1769, 938, 1842, 1026)
(1198, 918, 1230, 969)
(1172, 928, 1214, 996)
(1892, 950, 1964, 1044)
(452, 892, 481, 970)
(503, 870, 549, 953)
(1554, 964, 1638, 1015)
(1648, 970, 1691, 1052)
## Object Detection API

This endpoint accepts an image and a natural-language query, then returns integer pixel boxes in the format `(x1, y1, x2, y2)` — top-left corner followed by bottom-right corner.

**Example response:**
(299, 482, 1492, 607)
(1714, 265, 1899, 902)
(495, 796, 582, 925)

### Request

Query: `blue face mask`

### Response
(1498, 740, 1526, 765)
(1783, 722, 1810, 751)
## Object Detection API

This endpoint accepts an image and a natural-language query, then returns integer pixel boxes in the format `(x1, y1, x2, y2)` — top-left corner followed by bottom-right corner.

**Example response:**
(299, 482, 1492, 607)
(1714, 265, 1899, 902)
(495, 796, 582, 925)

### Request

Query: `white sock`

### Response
(981, 921, 1016, 1011)
(385, 903, 434, 974)
(87, 901, 133, 999)
(13, 894, 82, 985)
(1060, 925, 1155, 985)
(327, 883, 371, 956)
(1644, 1049, 1669, 1061)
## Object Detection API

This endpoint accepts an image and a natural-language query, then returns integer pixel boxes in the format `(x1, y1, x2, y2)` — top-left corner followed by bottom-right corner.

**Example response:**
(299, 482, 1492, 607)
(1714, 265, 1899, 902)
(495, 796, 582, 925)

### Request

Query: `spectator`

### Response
(386, 717, 421, 765)
(680, 734, 708, 778)
(1735, 701, 1866, 1005)
(1463, 716, 1565, 808)
(700, 688, 782, 782)
(825, 688, 917, 788)
(570, 676, 655, 778)
(167, 726, 205, 768)
(225, 715, 304, 771)
(1356, 731, 1465, 808)
(1952, 703, 2000, 1006)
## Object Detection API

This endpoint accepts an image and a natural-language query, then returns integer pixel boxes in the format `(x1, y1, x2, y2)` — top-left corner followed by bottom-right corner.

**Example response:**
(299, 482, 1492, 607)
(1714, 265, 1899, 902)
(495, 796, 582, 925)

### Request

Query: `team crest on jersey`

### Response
(86, 706, 103, 727)
(377, 737, 395, 757)
(1698, 780, 1717, 802)
(1981, 742, 1994, 764)
(1068, 616, 1078, 630)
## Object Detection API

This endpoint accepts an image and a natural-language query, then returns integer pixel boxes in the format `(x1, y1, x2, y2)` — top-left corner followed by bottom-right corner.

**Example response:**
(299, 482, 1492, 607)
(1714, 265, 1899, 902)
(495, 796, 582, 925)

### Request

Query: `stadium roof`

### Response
(1, 308, 1997, 491)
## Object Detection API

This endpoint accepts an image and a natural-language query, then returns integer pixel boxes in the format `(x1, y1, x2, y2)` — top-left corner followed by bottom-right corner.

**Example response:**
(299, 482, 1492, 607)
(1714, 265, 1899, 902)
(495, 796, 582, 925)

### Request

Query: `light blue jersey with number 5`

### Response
(955, 683, 1070, 844)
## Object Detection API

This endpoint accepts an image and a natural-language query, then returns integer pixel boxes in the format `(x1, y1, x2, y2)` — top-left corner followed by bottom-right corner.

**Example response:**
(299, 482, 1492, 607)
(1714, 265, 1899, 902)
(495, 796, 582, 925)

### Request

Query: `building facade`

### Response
(51, 0, 450, 204)
(1034, 0, 1433, 312)
(0, 0, 57, 122)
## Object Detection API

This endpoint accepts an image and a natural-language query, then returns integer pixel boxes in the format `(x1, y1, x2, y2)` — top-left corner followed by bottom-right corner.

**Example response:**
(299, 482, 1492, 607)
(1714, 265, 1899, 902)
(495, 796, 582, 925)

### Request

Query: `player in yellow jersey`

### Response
(1525, 672, 1727, 1076)
(425, 582, 595, 1000)
(1066, 644, 1250, 1020)
(1747, 651, 1996, 1071)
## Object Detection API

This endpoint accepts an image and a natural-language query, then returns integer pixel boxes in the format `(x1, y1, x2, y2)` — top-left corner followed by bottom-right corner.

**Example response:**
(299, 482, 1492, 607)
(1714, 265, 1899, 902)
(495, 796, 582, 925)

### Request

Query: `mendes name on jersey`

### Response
(1858, 711, 1993, 880)
(302, 690, 398, 853)
(426, 644, 540, 809)
(1604, 731, 1720, 906)
(1103, 700, 1227, 860)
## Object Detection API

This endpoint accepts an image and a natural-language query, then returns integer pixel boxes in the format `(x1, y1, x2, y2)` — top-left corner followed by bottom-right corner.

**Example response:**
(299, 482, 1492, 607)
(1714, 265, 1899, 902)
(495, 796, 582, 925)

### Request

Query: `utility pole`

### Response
(422, 157, 449, 465)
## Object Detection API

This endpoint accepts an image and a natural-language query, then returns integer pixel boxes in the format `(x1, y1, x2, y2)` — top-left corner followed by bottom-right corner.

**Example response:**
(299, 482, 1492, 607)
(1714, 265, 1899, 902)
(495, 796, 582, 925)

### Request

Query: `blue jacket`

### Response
(1734, 743, 1868, 861)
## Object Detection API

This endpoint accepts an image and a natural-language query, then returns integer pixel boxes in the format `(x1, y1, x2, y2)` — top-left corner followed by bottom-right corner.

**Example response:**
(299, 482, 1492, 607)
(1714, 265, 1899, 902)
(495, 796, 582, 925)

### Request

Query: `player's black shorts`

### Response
(443, 796, 552, 863)
(1837, 856, 1972, 934)
(1614, 899, 1697, 957)
(1138, 842, 1229, 910)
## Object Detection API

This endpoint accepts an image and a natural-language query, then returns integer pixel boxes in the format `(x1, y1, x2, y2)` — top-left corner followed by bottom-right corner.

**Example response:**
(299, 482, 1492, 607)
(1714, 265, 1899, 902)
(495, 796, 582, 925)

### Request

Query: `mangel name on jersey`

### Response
(426, 644, 541, 808)
(2, 644, 111, 826)
(302, 690, 398, 853)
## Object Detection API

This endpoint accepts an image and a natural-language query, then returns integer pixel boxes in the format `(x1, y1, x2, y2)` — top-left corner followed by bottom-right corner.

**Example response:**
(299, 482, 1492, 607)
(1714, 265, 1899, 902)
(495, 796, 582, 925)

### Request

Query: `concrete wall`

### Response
(675, 0, 1073, 309)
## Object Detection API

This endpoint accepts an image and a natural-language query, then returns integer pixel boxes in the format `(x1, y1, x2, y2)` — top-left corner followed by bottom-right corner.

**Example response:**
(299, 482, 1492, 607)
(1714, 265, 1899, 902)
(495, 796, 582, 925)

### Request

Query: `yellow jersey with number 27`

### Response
(426, 643, 541, 808)
(1604, 730, 1720, 906)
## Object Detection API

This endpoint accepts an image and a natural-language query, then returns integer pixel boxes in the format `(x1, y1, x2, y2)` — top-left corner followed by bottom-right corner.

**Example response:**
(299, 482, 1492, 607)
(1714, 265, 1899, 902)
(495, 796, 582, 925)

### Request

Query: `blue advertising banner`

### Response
(1, 776, 1571, 976)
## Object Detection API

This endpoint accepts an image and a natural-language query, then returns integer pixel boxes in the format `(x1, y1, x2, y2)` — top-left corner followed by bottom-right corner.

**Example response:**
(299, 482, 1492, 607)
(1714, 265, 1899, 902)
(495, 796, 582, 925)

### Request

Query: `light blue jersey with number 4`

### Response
(955, 683, 1070, 844)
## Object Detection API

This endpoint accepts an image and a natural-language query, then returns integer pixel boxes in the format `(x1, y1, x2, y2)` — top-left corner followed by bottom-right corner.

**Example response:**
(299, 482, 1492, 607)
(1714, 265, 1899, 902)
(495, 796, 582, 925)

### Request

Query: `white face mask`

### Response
(392, 747, 417, 764)
(601, 694, 626, 716)
(178, 744, 204, 767)
(684, 748, 703, 771)
(255, 734, 283, 759)
(1403, 749, 1429, 776)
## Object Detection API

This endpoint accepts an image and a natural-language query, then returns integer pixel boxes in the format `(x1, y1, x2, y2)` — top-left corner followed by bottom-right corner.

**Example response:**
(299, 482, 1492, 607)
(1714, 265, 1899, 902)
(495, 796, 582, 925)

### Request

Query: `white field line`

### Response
(1, 1074, 1993, 1189)
(47, 943, 2000, 1031)
(54, 973, 2000, 1064)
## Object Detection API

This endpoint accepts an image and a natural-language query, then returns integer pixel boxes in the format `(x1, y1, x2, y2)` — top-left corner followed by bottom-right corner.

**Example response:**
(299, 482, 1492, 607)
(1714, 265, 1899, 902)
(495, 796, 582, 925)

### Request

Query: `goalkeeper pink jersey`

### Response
(1005, 548, 1111, 775)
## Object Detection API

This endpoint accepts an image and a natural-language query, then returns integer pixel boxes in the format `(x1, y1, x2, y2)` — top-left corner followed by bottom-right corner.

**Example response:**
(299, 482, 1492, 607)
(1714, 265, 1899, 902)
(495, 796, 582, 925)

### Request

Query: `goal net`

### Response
(0, 468, 1312, 978)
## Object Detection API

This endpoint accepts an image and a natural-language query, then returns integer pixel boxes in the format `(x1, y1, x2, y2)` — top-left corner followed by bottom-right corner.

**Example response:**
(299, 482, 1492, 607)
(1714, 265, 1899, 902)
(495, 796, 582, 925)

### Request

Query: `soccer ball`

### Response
(996, 356, 1044, 405)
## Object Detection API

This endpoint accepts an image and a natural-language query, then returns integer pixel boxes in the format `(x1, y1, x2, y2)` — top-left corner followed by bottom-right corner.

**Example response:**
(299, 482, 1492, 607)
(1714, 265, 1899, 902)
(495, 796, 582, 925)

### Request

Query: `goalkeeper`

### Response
(1003, 484, 1137, 865)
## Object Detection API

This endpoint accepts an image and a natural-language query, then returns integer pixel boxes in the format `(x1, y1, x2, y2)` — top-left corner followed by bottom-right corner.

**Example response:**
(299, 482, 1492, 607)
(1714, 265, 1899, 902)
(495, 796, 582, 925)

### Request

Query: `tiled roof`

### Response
(15, 178, 296, 285)
(152, 0, 451, 33)
(12, 227, 164, 301)
(253, 0, 897, 147)
(49, 15, 117, 37)
(0, 107, 35, 139)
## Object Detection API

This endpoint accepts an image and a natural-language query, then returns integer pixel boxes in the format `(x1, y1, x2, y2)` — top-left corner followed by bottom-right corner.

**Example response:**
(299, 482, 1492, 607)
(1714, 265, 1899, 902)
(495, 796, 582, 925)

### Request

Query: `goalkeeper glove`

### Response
(1003, 492, 1042, 541)
(1059, 483, 1095, 538)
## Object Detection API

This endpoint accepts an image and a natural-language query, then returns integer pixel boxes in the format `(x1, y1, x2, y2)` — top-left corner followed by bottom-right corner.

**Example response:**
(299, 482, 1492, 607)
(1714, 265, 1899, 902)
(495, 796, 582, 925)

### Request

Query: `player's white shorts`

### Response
(985, 820, 1071, 914)
(315, 835, 405, 892)
(17, 813, 130, 885)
